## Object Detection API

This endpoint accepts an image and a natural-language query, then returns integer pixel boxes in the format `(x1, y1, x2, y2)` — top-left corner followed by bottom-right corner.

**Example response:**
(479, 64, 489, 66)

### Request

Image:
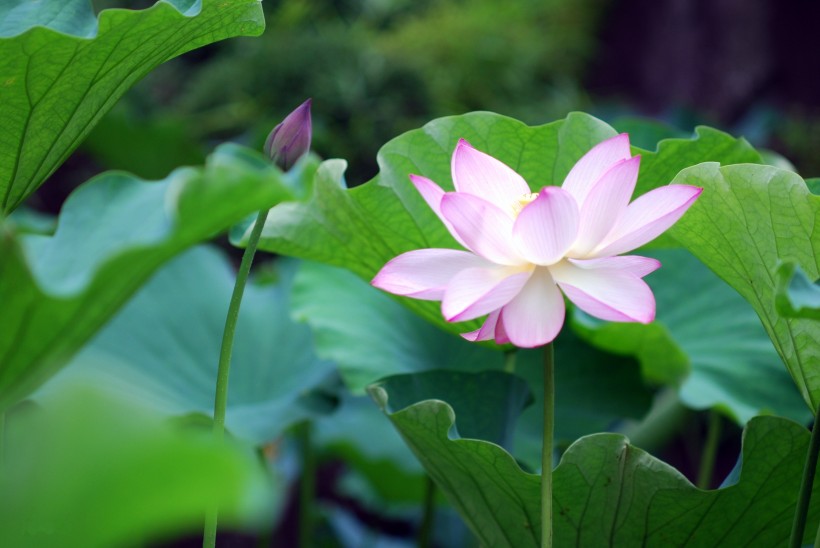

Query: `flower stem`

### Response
(202, 209, 270, 548)
(0, 411, 5, 468)
(541, 342, 554, 548)
(297, 420, 316, 548)
(789, 404, 820, 548)
(696, 410, 722, 489)
(503, 350, 517, 374)
(418, 475, 437, 548)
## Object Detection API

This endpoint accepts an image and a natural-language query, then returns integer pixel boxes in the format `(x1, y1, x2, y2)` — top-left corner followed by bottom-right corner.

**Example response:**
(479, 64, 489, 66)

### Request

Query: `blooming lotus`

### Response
(371, 134, 702, 348)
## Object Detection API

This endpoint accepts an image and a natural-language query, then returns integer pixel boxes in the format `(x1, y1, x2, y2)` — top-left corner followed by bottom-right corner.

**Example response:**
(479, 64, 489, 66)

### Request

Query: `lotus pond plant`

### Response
(1, 1, 819, 547)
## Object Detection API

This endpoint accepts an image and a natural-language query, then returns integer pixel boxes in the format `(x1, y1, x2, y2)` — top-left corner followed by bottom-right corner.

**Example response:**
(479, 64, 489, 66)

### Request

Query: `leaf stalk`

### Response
(789, 404, 820, 548)
(202, 209, 270, 548)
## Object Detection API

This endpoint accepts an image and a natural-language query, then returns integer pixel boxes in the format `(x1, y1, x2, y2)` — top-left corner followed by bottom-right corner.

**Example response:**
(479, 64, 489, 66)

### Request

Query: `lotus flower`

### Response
(264, 98, 312, 171)
(371, 134, 702, 348)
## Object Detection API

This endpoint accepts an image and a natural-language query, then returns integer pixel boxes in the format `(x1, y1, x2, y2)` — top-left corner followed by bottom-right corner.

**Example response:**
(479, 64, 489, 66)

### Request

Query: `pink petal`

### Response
(571, 156, 640, 256)
(461, 309, 501, 342)
(442, 267, 532, 322)
(494, 313, 511, 344)
(591, 185, 703, 257)
(440, 192, 524, 265)
(451, 139, 531, 213)
(569, 255, 661, 278)
(562, 133, 632, 208)
(372, 248, 491, 300)
(550, 260, 656, 323)
(512, 187, 580, 265)
(497, 268, 566, 348)
(409, 175, 469, 248)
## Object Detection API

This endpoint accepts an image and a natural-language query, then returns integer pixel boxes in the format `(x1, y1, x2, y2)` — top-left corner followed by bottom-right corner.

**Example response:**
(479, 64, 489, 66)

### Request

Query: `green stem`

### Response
(0, 412, 5, 469)
(790, 404, 820, 548)
(814, 517, 820, 548)
(297, 421, 316, 548)
(503, 350, 517, 374)
(696, 410, 722, 489)
(202, 209, 270, 548)
(541, 342, 554, 548)
(418, 475, 436, 548)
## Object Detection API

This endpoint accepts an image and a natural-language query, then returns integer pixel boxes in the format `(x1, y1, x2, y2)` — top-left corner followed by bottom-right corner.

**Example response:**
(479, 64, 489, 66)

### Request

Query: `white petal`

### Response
(410, 174, 470, 248)
(451, 139, 531, 212)
(562, 133, 632, 208)
(513, 187, 580, 265)
(571, 156, 640, 256)
(442, 266, 532, 322)
(550, 260, 656, 323)
(568, 255, 661, 278)
(440, 192, 524, 265)
(372, 248, 491, 300)
(591, 185, 703, 257)
(498, 268, 566, 348)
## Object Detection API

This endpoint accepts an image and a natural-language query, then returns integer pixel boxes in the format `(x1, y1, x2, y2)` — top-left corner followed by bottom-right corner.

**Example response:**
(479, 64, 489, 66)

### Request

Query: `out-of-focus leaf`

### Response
(0, 0, 265, 213)
(370, 376, 820, 547)
(574, 249, 807, 424)
(776, 261, 820, 320)
(82, 104, 205, 179)
(250, 112, 761, 339)
(0, 144, 296, 411)
(41, 246, 336, 444)
(609, 116, 687, 151)
(0, 385, 273, 547)
(671, 163, 820, 411)
(290, 260, 503, 394)
(315, 394, 426, 504)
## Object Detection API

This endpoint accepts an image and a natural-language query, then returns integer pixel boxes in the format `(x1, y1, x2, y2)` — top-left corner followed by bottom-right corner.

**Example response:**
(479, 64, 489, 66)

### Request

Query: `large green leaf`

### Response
(0, 0, 264, 213)
(41, 246, 336, 444)
(252, 112, 761, 338)
(0, 143, 296, 411)
(671, 163, 820, 411)
(573, 249, 808, 424)
(369, 372, 820, 547)
(291, 260, 652, 455)
(1, 385, 273, 547)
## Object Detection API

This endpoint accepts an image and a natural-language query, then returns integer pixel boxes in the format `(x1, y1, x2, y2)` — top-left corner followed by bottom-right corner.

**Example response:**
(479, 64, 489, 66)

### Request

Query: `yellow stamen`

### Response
(512, 192, 539, 216)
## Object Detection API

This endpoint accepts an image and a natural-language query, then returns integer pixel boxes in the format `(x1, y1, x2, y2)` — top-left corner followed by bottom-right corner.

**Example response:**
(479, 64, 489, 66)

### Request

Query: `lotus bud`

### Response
(264, 98, 312, 171)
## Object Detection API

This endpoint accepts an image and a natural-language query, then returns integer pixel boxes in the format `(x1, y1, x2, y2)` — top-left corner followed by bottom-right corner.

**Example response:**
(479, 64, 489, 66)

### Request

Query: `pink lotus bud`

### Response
(264, 99, 312, 170)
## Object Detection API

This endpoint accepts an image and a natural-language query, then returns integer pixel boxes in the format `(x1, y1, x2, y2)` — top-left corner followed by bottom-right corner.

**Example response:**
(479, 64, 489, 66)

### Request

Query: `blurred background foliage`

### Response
(44, 0, 815, 213)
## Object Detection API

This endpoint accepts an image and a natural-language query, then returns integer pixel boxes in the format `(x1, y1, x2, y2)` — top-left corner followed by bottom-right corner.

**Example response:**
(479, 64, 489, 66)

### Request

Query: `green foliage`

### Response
(290, 260, 503, 393)
(118, 0, 600, 183)
(671, 163, 820, 411)
(44, 246, 337, 444)
(290, 259, 653, 460)
(370, 372, 820, 547)
(776, 261, 820, 320)
(0, 144, 297, 411)
(0, 385, 273, 547)
(513, 334, 652, 470)
(0, 0, 264, 213)
(574, 249, 807, 424)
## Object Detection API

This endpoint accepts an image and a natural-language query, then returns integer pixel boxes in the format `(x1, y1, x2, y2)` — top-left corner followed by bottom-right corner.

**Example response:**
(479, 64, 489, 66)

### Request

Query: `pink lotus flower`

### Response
(371, 134, 702, 348)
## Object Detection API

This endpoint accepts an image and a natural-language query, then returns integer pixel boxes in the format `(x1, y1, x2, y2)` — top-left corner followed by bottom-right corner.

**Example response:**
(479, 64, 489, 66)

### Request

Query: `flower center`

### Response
(511, 192, 539, 216)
